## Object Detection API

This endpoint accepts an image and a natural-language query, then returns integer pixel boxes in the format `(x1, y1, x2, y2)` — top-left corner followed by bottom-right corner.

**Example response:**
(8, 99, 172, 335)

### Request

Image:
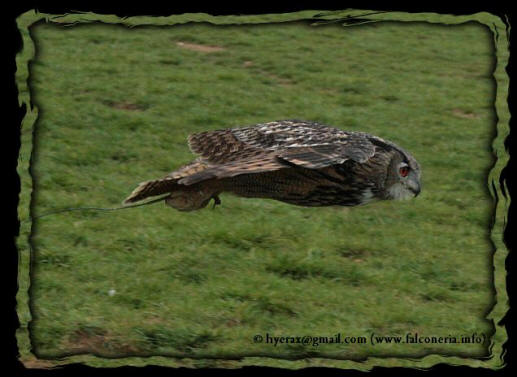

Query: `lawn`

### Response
(16, 11, 509, 370)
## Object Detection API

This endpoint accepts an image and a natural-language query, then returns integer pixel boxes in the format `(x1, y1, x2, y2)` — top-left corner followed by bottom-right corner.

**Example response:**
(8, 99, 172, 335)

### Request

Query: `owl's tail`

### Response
(123, 177, 179, 205)
(123, 160, 215, 208)
(123, 175, 222, 211)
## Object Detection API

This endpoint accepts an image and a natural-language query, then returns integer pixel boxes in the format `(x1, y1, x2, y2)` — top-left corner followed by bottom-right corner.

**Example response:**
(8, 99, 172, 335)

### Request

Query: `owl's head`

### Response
(384, 147, 421, 200)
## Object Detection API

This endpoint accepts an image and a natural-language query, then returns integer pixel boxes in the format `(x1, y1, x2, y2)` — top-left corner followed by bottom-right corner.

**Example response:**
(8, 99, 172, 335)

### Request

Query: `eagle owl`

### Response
(124, 120, 421, 211)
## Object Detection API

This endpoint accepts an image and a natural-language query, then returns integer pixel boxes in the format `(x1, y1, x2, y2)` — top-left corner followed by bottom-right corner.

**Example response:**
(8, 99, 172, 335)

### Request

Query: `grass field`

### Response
(16, 12, 509, 369)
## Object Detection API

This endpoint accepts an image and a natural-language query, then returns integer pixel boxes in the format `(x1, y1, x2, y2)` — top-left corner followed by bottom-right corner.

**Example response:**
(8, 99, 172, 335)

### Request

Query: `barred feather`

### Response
(123, 177, 178, 204)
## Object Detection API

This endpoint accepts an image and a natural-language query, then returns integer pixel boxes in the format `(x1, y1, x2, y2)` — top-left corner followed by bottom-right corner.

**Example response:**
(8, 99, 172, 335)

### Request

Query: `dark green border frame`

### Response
(15, 10, 510, 370)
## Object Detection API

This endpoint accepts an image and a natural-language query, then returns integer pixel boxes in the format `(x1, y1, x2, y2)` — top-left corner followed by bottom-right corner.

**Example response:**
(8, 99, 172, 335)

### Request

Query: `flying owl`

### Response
(124, 120, 421, 211)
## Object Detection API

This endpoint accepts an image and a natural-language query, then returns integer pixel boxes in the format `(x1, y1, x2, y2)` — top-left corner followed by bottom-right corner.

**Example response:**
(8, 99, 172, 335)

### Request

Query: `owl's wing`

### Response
(183, 128, 285, 184)
(188, 120, 375, 163)
(188, 128, 266, 164)
(278, 137, 376, 168)
(181, 122, 377, 185)
(177, 153, 284, 185)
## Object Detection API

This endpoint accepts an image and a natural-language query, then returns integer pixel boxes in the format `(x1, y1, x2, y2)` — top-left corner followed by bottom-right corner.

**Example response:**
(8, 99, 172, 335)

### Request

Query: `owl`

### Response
(124, 120, 421, 211)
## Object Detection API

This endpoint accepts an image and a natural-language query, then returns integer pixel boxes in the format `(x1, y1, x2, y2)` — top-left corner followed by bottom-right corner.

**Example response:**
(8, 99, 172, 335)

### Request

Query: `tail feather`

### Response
(124, 160, 211, 205)
(123, 177, 177, 204)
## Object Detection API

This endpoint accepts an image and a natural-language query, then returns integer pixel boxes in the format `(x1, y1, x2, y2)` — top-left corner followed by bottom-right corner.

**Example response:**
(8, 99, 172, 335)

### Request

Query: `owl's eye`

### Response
(399, 166, 410, 177)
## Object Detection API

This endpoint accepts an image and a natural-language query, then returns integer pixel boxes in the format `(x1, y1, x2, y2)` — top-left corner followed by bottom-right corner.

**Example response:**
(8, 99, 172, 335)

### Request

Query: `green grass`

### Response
(17, 17, 503, 368)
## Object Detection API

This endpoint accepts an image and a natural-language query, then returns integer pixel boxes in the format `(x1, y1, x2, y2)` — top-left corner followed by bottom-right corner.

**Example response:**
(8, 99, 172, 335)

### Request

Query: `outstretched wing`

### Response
(177, 153, 283, 185)
(277, 134, 376, 168)
(185, 120, 377, 179)
(187, 128, 266, 164)
(188, 120, 344, 161)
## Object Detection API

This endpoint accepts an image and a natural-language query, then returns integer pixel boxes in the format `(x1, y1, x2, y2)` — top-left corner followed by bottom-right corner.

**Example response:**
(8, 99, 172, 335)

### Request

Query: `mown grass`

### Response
(20, 19, 497, 365)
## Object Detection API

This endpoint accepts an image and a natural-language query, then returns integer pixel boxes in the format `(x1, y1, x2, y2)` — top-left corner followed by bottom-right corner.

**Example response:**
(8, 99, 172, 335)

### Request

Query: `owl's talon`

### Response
(212, 195, 221, 209)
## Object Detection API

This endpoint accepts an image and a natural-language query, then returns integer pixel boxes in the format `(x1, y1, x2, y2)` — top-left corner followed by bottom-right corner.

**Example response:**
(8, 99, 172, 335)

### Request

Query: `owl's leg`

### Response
(211, 195, 221, 209)
(165, 182, 221, 212)
(165, 187, 211, 211)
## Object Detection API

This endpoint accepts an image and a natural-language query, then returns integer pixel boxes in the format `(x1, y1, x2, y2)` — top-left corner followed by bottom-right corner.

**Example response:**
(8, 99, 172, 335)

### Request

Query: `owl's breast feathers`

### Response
(124, 120, 397, 207)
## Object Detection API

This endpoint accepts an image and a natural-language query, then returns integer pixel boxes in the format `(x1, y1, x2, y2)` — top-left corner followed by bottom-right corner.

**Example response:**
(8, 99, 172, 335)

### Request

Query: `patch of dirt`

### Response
(243, 60, 254, 67)
(176, 41, 225, 53)
(452, 109, 480, 119)
(225, 318, 242, 327)
(339, 249, 371, 260)
(104, 100, 148, 111)
(66, 328, 140, 355)
(252, 68, 293, 86)
(144, 316, 167, 325)
(266, 73, 293, 86)
(68, 328, 107, 353)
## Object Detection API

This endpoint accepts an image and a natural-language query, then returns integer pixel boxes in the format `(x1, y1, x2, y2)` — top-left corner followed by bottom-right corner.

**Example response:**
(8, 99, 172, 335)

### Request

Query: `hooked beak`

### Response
(411, 184, 421, 197)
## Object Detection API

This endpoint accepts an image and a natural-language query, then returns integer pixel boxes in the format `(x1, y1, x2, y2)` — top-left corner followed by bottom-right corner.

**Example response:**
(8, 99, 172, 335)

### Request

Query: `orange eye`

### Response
(399, 166, 410, 177)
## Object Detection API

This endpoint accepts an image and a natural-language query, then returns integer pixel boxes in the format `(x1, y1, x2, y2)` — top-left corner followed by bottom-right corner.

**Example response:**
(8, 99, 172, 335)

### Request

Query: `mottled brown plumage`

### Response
(124, 120, 421, 211)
